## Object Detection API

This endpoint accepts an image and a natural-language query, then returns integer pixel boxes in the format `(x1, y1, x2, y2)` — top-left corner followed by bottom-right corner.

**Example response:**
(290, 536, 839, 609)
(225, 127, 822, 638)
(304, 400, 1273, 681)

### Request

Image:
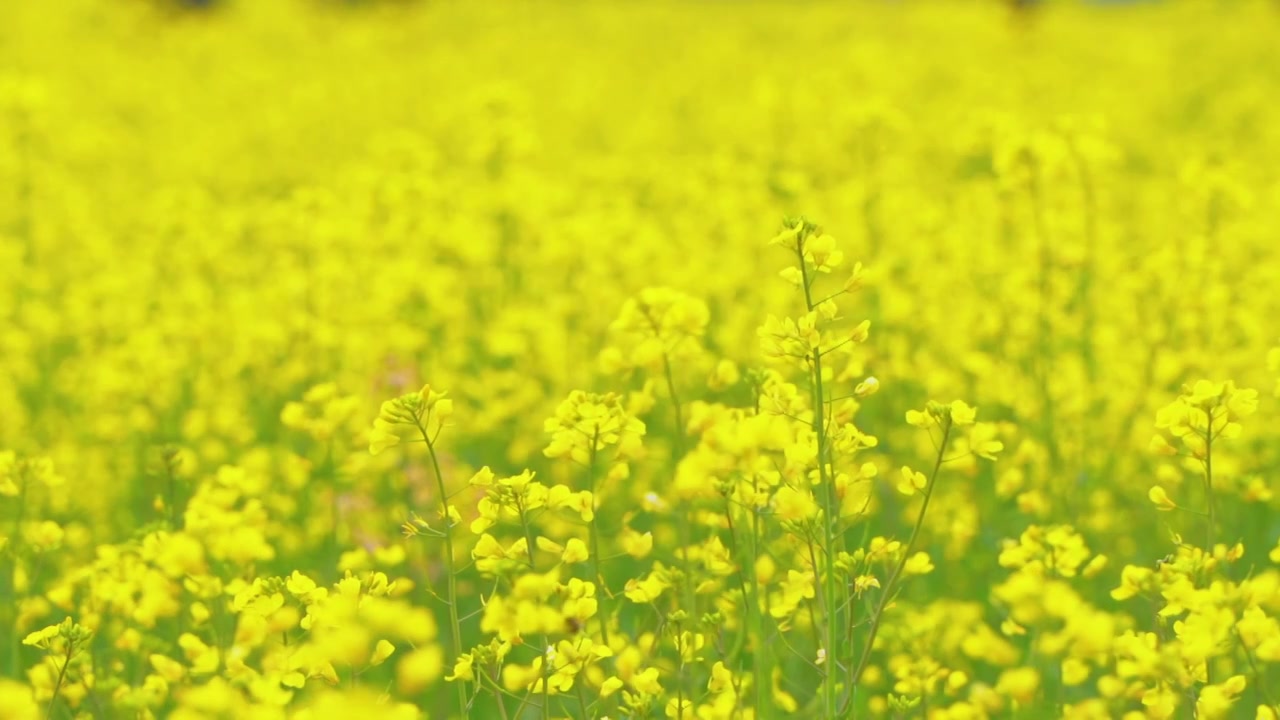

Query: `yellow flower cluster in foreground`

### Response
(3, 0, 1280, 718)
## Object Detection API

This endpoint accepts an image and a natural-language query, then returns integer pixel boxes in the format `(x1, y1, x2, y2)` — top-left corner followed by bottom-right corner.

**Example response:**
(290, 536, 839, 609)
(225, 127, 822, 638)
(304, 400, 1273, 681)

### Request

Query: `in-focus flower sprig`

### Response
(368, 385, 454, 457)
(369, 383, 465, 715)
(1149, 380, 1258, 549)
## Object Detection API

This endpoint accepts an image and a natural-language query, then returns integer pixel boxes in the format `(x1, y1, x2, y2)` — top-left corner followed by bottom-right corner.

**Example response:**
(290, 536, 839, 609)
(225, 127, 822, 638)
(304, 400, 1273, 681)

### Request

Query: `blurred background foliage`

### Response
(3, 0, 1280, 717)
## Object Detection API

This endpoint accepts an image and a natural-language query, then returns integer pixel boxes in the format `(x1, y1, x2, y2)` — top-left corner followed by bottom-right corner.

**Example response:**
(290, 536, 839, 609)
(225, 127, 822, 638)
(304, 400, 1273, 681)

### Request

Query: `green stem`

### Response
(586, 433, 610, 648)
(575, 680, 592, 720)
(721, 495, 752, 658)
(516, 501, 554, 720)
(748, 472, 772, 719)
(1071, 145, 1099, 491)
(1075, 153, 1099, 377)
(1204, 426, 1215, 552)
(796, 239, 840, 718)
(45, 645, 73, 720)
(660, 352, 686, 455)
(849, 418, 953, 692)
(4, 476, 30, 677)
(1028, 174, 1062, 483)
(656, 348, 697, 635)
(319, 440, 340, 569)
(1235, 627, 1277, 711)
(165, 458, 179, 528)
(676, 620, 686, 720)
(416, 422, 468, 718)
(542, 648, 551, 720)
(490, 665, 512, 720)
(517, 496, 538, 567)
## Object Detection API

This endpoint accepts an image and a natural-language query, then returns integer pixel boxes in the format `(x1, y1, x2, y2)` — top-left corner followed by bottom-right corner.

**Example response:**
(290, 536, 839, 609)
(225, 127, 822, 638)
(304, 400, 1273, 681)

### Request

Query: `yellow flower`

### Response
(772, 484, 817, 521)
(370, 639, 396, 666)
(969, 423, 1004, 460)
(150, 654, 187, 683)
(664, 698, 694, 718)
(621, 528, 654, 558)
(625, 571, 671, 604)
(995, 667, 1040, 705)
(1111, 565, 1153, 601)
(21, 624, 61, 649)
(368, 418, 402, 456)
(632, 667, 663, 695)
(769, 222, 805, 251)
(1060, 658, 1090, 686)
(708, 661, 734, 693)
(897, 466, 927, 496)
(1148, 486, 1177, 511)
(949, 400, 977, 426)
(804, 232, 844, 272)
(1196, 675, 1247, 720)
(903, 552, 934, 576)
(1149, 434, 1179, 456)
(561, 538, 589, 564)
(600, 676, 624, 697)
(0, 679, 40, 719)
(444, 653, 475, 683)
(905, 408, 934, 428)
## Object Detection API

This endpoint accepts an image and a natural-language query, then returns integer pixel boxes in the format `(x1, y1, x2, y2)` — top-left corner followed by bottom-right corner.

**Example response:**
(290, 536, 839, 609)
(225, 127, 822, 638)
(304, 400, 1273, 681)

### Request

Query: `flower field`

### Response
(3, 0, 1280, 718)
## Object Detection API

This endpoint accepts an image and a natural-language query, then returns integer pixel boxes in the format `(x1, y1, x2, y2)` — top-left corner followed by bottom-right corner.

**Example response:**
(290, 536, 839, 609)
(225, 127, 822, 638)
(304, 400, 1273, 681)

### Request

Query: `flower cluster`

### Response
(368, 386, 454, 456)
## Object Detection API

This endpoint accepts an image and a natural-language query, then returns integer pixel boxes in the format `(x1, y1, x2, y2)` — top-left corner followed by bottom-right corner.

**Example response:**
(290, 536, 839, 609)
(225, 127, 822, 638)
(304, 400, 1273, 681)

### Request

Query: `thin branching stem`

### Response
(415, 418, 469, 717)
(849, 418, 953, 697)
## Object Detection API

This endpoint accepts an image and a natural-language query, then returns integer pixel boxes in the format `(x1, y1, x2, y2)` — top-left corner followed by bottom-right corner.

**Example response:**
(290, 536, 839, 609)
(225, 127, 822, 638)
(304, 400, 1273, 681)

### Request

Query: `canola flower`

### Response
(3, 0, 1280, 718)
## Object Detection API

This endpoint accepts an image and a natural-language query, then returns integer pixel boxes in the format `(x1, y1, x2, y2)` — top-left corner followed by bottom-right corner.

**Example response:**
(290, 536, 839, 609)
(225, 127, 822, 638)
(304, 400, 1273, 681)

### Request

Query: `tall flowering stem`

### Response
(761, 219, 867, 717)
(794, 236, 842, 718)
(370, 384, 468, 716)
(543, 389, 646, 642)
(601, 288, 707, 622)
(21, 618, 92, 720)
(1150, 380, 1259, 552)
